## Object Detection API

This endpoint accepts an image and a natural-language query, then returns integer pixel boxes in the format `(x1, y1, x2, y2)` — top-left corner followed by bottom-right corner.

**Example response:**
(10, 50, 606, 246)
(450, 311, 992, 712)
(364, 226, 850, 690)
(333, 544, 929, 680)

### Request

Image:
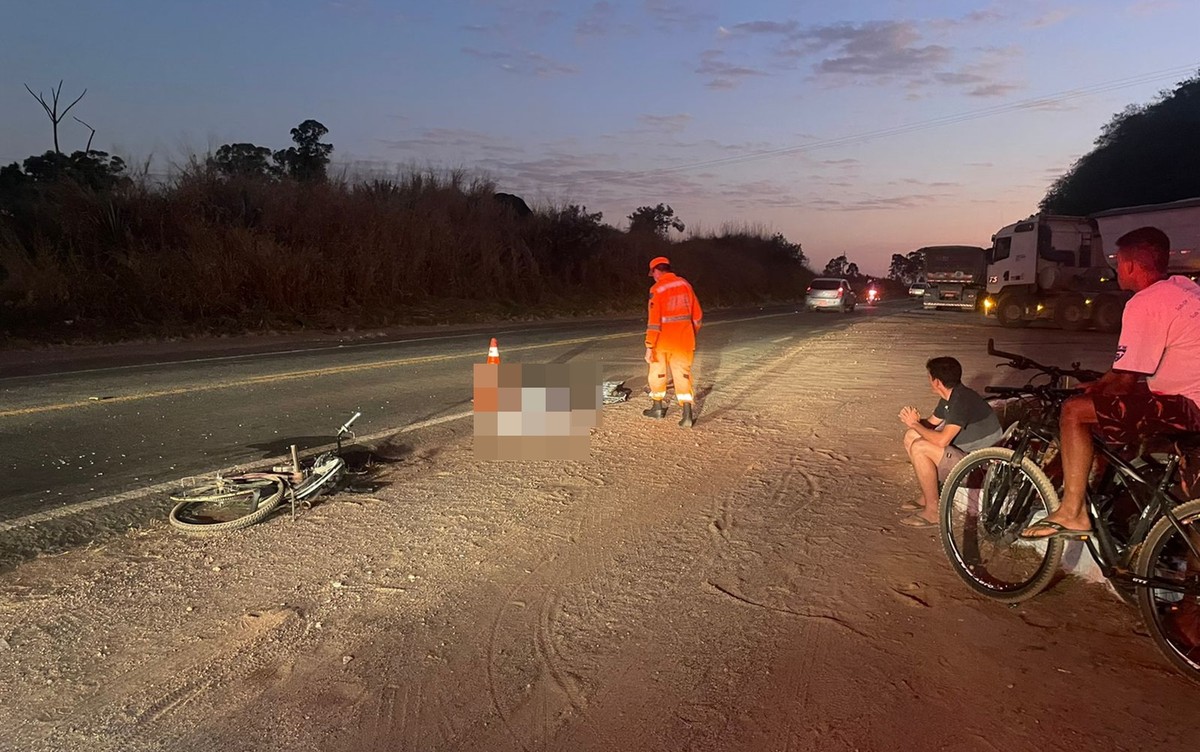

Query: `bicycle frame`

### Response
(980, 386, 1200, 596)
(1084, 442, 1200, 595)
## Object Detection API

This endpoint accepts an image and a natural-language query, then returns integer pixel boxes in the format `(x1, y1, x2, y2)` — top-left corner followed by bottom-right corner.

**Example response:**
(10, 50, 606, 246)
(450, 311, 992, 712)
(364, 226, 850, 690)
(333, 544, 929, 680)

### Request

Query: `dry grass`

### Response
(0, 166, 813, 343)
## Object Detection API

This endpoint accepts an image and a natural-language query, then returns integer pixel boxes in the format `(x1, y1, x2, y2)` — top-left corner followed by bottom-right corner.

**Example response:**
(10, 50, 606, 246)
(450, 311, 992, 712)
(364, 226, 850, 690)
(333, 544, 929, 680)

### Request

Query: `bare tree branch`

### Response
(61, 88, 88, 119)
(74, 116, 96, 152)
(22, 80, 88, 155)
(24, 84, 56, 119)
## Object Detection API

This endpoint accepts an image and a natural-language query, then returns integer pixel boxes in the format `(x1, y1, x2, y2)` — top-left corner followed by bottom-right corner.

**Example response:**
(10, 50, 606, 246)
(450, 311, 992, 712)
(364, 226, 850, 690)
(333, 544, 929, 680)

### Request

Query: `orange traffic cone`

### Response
(486, 337, 501, 365)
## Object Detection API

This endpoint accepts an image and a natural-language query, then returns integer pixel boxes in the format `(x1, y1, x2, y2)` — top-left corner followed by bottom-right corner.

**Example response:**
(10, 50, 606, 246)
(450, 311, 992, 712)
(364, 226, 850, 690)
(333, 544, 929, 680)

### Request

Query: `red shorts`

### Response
(1092, 382, 1200, 493)
(1092, 382, 1200, 445)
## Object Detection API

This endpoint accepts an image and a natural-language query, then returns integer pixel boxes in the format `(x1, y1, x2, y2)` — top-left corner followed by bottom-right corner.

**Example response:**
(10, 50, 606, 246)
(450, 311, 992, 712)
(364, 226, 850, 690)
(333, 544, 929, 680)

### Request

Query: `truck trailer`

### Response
(983, 196, 1200, 330)
(922, 245, 988, 310)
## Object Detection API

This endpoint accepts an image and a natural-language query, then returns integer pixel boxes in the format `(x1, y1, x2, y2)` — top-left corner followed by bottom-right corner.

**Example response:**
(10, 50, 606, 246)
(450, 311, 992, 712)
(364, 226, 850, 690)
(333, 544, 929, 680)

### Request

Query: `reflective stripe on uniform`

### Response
(653, 280, 689, 294)
(646, 324, 662, 330)
(661, 314, 692, 323)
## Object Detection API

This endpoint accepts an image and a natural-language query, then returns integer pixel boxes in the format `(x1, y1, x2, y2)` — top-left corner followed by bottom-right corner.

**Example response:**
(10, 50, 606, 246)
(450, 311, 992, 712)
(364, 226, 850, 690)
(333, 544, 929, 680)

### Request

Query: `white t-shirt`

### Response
(1114, 275, 1200, 404)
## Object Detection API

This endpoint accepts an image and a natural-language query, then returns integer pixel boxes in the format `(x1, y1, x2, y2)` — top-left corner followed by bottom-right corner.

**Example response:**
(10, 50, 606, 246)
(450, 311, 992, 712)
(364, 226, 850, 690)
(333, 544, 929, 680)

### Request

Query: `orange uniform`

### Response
(645, 271, 702, 403)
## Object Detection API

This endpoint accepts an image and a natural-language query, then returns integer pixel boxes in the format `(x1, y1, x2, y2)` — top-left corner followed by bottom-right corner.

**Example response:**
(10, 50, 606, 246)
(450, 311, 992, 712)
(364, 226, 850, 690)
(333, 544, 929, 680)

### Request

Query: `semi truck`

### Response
(983, 196, 1200, 330)
(922, 245, 989, 310)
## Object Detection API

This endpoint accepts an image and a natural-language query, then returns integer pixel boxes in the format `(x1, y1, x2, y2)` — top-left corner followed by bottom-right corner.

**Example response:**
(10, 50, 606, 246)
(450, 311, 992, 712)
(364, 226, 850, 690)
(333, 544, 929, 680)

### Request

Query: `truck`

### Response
(983, 196, 1200, 330)
(921, 245, 989, 310)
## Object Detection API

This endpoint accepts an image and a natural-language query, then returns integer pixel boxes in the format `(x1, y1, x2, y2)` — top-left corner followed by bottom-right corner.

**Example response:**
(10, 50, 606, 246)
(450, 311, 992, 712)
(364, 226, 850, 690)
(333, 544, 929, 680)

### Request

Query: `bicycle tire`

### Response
(168, 477, 287, 535)
(939, 447, 1065, 604)
(1134, 498, 1200, 684)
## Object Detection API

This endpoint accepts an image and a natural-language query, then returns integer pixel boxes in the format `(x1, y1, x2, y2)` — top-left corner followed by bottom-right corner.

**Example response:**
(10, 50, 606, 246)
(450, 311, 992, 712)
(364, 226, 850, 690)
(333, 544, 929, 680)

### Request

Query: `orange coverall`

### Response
(645, 272, 703, 403)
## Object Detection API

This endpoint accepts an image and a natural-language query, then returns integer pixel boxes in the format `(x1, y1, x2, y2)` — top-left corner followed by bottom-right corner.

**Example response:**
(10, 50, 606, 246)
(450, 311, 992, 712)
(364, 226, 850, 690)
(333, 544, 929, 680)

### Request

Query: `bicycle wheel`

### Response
(168, 476, 286, 534)
(939, 447, 1065, 603)
(1134, 498, 1200, 684)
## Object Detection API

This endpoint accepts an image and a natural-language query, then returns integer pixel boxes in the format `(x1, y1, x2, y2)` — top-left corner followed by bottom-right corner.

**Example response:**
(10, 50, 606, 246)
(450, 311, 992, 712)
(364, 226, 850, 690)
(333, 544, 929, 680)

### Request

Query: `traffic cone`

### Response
(486, 337, 501, 365)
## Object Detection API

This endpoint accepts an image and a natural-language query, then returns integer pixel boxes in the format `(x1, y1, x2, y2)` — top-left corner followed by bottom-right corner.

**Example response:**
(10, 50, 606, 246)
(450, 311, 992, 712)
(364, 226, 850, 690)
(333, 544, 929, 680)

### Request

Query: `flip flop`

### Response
(899, 515, 937, 528)
(1019, 519, 1092, 540)
(898, 501, 923, 512)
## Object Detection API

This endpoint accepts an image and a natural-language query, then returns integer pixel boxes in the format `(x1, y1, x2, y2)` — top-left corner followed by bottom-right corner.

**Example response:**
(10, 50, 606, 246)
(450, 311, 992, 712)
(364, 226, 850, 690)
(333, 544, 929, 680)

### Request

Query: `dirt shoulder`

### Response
(0, 311, 1193, 752)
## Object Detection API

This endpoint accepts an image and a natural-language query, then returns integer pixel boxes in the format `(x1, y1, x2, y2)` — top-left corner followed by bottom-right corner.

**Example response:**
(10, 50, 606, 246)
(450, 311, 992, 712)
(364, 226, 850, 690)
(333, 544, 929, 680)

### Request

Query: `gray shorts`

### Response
(937, 446, 967, 482)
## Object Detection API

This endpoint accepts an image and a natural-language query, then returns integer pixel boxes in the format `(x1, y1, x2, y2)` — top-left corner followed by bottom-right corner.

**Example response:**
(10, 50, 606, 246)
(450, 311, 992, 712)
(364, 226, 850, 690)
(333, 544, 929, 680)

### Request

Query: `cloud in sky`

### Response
(928, 7, 1009, 30)
(802, 22, 952, 77)
(695, 49, 768, 89)
(1024, 8, 1077, 28)
(461, 47, 578, 77)
(576, 1, 617, 37)
(808, 193, 947, 211)
(643, 0, 717, 31)
(638, 114, 693, 133)
(1127, 0, 1182, 15)
(708, 17, 1022, 97)
(379, 127, 526, 156)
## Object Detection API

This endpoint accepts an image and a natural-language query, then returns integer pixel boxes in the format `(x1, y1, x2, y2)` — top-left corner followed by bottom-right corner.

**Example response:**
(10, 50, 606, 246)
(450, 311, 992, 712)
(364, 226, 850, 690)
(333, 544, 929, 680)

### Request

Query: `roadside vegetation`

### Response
(0, 110, 814, 344)
(1042, 73, 1200, 214)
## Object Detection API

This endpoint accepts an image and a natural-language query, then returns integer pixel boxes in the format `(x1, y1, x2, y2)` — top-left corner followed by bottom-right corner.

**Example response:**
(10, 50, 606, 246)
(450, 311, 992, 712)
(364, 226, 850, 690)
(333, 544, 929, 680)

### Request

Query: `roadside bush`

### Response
(0, 165, 812, 342)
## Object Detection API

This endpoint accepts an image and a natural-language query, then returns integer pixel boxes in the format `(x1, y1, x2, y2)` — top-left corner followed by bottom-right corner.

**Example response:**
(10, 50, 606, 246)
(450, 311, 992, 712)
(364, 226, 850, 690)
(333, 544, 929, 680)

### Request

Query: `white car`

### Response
(908, 282, 928, 297)
(805, 278, 857, 313)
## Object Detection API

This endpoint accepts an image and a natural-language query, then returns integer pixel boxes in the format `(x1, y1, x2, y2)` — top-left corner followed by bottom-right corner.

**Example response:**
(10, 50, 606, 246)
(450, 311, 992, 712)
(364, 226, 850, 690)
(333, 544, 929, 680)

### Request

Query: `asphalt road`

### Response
(0, 301, 910, 527)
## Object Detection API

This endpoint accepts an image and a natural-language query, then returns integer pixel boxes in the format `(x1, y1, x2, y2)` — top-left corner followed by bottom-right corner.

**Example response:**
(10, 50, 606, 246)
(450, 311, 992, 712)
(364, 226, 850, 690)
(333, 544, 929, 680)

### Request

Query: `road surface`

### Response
(2, 303, 1193, 752)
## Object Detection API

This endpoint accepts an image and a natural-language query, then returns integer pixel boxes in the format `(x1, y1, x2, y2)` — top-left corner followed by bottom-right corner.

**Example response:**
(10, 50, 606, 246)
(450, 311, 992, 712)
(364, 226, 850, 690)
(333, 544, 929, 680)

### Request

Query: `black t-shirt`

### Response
(933, 384, 1003, 452)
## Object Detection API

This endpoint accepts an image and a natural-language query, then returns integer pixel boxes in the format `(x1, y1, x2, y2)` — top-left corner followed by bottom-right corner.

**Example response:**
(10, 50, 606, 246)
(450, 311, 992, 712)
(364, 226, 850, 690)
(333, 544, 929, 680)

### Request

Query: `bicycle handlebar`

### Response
(338, 412, 362, 436)
(986, 338, 1103, 383)
(984, 385, 1082, 397)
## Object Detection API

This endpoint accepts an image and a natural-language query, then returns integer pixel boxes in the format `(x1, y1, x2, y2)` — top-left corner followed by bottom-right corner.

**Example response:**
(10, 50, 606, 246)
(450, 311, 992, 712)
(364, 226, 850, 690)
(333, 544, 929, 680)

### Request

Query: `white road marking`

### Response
(0, 410, 474, 533)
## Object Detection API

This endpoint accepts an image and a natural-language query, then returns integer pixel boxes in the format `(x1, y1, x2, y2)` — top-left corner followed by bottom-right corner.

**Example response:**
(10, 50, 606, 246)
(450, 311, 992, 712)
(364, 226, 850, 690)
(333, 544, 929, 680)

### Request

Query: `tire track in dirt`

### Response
(26, 605, 305, 751)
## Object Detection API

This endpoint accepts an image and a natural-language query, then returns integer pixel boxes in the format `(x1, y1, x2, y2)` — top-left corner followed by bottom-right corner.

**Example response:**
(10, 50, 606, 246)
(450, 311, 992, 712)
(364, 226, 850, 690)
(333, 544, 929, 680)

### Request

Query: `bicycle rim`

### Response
(293, 455, 346, 501)
(939, 447, 1065, 603)
(168, 478, 286, 534)
(1135, 498, 1200, 683)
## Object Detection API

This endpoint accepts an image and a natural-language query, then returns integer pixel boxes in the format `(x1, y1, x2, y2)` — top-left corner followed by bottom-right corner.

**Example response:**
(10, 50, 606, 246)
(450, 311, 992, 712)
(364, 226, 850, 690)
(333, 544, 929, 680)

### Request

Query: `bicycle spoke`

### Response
(940, 448, 1063, 603)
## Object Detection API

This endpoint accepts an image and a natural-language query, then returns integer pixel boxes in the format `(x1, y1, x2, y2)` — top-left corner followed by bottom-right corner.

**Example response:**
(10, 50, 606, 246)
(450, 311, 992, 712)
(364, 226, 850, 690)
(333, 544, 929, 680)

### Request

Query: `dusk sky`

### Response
(3, 0, 1199, 274)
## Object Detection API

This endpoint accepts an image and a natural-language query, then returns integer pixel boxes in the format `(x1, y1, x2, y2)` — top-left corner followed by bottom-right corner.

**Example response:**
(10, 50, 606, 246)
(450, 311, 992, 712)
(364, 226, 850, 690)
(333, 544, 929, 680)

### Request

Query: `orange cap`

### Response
(648, 256, 670, 276)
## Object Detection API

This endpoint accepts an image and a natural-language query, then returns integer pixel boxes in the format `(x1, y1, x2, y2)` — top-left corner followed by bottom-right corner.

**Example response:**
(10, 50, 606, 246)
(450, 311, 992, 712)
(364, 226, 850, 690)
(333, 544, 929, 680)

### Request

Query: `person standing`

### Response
(644, 256, 703, 427)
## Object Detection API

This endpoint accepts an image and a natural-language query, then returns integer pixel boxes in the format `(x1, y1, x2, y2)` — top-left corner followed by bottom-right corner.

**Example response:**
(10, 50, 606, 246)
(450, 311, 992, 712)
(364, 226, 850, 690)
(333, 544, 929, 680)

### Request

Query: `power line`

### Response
(551, 62, 1200, 186)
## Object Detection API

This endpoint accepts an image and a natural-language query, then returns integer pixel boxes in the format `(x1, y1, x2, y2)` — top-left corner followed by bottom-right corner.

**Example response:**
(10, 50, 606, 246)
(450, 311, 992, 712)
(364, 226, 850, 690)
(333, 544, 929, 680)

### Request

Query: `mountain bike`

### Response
(168, 412, 361, 535)
(938, 344, 1200, 683)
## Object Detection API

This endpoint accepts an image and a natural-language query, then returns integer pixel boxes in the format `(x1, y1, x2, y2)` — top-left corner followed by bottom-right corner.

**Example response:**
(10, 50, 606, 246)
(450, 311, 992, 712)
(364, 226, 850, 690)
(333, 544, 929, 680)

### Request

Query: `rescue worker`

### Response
(643, 256, 703, 427)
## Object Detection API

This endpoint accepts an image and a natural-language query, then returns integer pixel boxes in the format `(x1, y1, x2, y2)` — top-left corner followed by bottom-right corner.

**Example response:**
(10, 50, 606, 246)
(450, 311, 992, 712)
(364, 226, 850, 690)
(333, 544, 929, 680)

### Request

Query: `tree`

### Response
(543, 204, 608, 274)
(20, 150, 126, 191)
(888, 249, 925, 283)
(273, 119, 333, 182)
(627, 203, 685, 238)
(822, 255, 849, 277)
(209, 143, 277, 179)
(24, 80, 87, 155)
(1041, 73, 1200, 214)
(845, 262, 860, 280)
(769, 232, 806, 266)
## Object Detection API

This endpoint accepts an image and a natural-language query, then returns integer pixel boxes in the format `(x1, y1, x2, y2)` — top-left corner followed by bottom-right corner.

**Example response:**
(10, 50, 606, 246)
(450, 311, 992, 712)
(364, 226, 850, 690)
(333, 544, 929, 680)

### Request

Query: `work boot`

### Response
(642, 400, 667, 419)
(678, 403, 695, 428)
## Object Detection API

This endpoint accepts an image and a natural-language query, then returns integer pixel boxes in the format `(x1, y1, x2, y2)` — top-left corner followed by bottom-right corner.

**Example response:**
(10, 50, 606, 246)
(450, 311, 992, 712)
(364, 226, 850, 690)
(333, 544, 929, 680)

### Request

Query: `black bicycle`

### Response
(938, 342, 1200, 682)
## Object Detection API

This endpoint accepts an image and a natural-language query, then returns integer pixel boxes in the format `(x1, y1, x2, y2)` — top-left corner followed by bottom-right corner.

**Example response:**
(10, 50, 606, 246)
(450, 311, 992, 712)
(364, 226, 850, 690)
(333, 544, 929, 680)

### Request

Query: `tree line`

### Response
(0, 89, 814, 342)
